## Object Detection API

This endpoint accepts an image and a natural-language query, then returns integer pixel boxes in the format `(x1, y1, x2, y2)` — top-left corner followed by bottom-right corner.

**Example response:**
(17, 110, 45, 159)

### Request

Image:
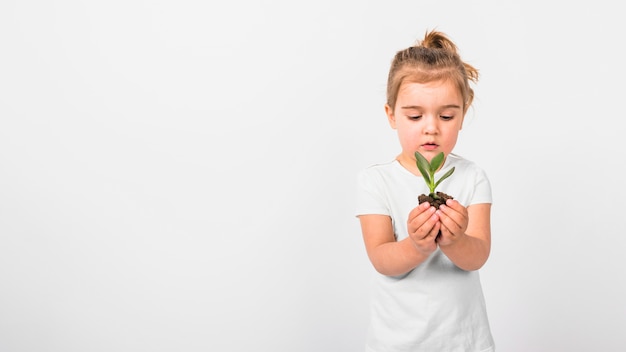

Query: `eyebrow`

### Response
(401, 104, 462, 110)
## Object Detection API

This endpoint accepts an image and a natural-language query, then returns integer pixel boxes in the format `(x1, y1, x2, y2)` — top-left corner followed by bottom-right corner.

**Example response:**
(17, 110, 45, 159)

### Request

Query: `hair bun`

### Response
(419, 30, 459, 54)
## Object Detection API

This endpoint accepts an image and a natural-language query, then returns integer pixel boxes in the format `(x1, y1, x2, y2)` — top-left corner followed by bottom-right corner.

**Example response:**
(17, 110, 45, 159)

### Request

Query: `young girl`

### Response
(355, 30, 495, 351)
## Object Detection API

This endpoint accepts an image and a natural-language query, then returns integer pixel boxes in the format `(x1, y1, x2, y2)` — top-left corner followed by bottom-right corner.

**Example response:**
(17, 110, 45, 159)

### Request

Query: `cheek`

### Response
(441, 132, 460, 151)
(397, 127, 420, 146)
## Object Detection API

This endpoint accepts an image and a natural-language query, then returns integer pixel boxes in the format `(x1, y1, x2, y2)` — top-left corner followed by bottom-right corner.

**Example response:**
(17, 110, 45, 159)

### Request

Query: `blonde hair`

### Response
(386, 30, 479, 112)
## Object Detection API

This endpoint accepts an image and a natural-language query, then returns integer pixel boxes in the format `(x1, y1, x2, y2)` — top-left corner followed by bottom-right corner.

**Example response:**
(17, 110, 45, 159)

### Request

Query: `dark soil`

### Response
(418, 192, 454, 209)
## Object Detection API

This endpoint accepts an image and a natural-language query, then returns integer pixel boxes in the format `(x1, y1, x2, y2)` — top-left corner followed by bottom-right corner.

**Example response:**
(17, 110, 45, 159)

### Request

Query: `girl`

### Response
(355, 30, 495, 351)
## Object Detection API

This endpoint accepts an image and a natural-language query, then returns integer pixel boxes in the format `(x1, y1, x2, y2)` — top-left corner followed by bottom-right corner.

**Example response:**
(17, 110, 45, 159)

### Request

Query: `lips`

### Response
(421, 143, 438, 151)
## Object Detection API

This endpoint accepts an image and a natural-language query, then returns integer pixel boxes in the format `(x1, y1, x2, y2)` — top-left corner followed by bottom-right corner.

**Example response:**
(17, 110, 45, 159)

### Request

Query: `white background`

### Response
(1, 1, 625, 351)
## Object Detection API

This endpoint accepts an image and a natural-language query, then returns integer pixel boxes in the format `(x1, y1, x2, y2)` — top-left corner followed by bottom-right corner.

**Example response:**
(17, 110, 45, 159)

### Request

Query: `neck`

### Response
(395, 154, 421, 176)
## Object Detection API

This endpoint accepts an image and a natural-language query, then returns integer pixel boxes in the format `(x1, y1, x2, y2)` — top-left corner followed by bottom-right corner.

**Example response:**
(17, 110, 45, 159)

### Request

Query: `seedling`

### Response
(415, 151, 454, 198)
(415, 151, 455, 209)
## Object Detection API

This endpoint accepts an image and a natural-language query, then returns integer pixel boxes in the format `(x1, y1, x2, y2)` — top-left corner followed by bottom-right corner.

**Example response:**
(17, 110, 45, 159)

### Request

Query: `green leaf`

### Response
(434, 166, 455, 189)
(414, 152, 432, 186)
(430, 152, 445, 173)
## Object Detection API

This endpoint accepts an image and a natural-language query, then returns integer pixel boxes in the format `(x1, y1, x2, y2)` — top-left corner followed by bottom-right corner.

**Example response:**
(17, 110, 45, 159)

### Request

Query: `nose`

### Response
(423, 116, 438, 135)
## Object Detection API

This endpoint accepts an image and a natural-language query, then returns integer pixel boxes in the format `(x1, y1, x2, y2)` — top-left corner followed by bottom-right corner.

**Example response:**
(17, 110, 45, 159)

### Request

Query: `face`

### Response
(385, 79, 465, 173)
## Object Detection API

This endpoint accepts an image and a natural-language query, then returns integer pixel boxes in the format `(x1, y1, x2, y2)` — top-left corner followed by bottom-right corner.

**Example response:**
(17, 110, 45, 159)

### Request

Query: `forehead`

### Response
(397, 79, 463, 106)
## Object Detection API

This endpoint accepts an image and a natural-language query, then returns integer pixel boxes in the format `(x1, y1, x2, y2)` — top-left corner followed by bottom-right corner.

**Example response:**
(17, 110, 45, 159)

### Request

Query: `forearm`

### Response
(439, 234, 490, 271)
(368, 237, 431, 276)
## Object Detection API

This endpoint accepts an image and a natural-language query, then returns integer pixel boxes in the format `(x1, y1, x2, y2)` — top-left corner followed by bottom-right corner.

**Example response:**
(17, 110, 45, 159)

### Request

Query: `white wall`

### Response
(1, 1, 625, 351)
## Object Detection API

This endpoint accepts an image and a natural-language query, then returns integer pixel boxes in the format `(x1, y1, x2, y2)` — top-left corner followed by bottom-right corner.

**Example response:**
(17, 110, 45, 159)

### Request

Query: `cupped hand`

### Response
(407, 201, 440, 255)
(436, 199, 468, 246)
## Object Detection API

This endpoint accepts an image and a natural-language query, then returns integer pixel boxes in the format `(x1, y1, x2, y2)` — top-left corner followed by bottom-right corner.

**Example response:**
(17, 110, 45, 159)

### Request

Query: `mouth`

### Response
(421, 143, 439, 151)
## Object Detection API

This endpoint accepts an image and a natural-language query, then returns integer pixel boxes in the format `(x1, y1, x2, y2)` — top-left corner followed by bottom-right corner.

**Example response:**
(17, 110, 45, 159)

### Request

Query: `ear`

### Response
(385, 104, 397, 129)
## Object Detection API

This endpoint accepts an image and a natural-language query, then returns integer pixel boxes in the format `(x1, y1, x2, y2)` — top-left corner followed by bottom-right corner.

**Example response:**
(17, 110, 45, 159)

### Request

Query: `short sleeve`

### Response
(469, 166, 492, 205)
(355, 168, 390, 217)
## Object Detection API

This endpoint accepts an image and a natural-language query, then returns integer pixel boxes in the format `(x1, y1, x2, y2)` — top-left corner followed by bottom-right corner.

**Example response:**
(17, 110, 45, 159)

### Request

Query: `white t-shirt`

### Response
(355, 153, 495, 352)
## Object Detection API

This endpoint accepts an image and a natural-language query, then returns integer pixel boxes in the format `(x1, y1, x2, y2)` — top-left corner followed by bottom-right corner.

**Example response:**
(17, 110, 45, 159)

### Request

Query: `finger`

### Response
(445, 198, 464, 211)
(408, 201, 432, 220)
(409, 205, 436, 231)
(429, 220, 441, 239)
(437, 207, 462, 236)
(438, 202, 457, 220)
(420, 212, 440, 240)
(442, 200, 468, 221)
(440, 200, 467, 224)
(438, 219, 452, 238)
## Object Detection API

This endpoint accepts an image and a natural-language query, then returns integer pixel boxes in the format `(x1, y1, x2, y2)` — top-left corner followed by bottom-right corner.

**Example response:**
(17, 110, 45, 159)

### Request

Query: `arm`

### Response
(358, 202, 440, 276)
(436, 200, 491, 271)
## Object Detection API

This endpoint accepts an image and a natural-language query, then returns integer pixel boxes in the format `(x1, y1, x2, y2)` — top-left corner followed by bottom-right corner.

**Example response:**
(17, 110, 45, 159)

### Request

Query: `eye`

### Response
(440, 115, 454, 121)
(407, 115, 422, 120)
